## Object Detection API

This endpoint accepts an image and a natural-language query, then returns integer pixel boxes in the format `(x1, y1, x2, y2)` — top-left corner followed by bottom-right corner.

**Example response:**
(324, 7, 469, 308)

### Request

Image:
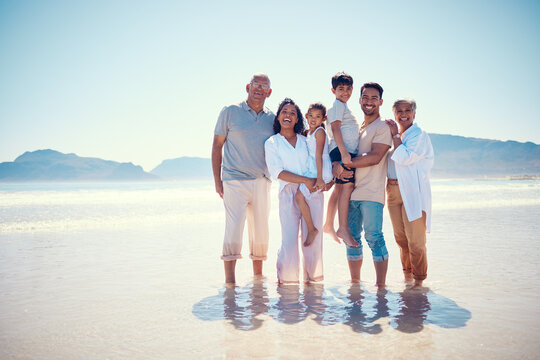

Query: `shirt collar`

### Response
(241, 101, 270, 115)
(402, 123, 420, 138)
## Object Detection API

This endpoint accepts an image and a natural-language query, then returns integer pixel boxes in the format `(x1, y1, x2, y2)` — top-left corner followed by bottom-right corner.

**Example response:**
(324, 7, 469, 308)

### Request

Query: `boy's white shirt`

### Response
(326, 99, 360, 154)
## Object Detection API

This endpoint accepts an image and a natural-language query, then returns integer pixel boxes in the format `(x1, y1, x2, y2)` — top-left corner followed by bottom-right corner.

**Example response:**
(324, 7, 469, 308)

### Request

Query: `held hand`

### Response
(332, 162, 343, 178)
(332, 162, 353, 180)
(322, 180, 334, 192)
(305, 178, 317, 193)
(341, 152, 352, 166)
(215, 180, 224, 199)
(385, 119, 399, 137)
(340, 167, 354, 179)
(315, 178, 325, 191)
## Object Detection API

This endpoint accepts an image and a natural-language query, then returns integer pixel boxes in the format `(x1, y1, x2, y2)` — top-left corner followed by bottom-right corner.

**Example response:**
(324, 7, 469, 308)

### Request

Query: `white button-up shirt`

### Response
(264, 133, 309, 194)
(390, 123, 434, 232)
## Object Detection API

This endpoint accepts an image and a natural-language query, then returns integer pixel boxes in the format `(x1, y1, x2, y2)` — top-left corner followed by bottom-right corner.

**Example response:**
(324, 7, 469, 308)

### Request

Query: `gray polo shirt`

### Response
(214, 101, 275, 181)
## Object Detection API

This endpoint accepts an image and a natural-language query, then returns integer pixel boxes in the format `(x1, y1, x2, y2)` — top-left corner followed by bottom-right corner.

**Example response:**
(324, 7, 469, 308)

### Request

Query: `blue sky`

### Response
(1, 0, 539, 171)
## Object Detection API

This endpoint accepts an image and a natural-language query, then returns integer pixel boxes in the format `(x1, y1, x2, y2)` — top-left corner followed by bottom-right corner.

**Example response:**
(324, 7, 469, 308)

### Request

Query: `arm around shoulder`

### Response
(392, 130, 433, 166)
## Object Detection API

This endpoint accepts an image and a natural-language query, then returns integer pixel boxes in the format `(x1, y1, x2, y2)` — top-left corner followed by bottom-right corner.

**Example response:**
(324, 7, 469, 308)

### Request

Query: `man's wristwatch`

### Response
(393, 133, 401, 139)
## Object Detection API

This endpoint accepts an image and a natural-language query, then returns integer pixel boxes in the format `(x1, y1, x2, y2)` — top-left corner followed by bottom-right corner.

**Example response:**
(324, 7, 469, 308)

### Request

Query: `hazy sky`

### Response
(1, 0, 539, 171)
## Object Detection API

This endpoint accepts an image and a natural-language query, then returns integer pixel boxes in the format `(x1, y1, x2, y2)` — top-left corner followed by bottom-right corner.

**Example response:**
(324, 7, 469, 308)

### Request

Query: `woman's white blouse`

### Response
(390, 123, 434, 232)
(264, 133, 310, 194)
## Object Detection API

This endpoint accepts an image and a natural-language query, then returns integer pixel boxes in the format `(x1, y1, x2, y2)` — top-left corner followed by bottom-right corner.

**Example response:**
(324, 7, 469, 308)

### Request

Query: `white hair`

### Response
(392, 98, 417, 112)
(250, 73, 271, 87)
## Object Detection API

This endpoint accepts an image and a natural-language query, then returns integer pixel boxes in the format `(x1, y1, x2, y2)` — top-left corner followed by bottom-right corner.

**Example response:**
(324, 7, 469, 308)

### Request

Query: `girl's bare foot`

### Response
(336, 226, 359, 247)
(410, 280, 423, 289)
(303, 228, 319, 247)
(323, 223, 340, 244)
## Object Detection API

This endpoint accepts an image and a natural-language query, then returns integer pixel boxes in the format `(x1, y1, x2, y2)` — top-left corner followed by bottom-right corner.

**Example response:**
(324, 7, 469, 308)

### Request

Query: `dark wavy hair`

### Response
(273, 98, 305, 134)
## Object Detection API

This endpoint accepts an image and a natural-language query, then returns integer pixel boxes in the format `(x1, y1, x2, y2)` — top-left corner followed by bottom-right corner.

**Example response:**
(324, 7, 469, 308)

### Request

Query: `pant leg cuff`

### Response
(249, 254, 267, 261)
(347, 255, 363, 261)
(221, 254, 242, 261)
(373, 253, 389, 262)
(306, 275, 324, 282)
(278, 279, 300, 285)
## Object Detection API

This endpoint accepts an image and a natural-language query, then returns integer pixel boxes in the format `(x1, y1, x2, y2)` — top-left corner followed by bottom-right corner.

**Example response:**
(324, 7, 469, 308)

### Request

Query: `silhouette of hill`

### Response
(0, 149, 157, 182)
(151, 157, 212, 179)
(429, 134, 540, 178)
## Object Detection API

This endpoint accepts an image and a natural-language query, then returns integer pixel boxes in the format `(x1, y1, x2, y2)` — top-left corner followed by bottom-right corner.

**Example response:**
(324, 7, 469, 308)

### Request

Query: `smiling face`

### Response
(246, 75, 272, 104)
(393, 102, 415, 132)
(277, 104, 299, 131)
(332, 84, 353, 103)
(360, 87, 383, 116)
(306, 109, 326, 130)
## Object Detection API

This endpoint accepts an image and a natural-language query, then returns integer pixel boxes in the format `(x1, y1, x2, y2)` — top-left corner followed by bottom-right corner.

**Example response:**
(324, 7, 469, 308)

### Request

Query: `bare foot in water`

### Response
(323, 223, 340, 244)
(336, 226, 359, 247)
(404, 273, 414, 284)
(410, 280, 423, 289)
(303, 228, 319, 247)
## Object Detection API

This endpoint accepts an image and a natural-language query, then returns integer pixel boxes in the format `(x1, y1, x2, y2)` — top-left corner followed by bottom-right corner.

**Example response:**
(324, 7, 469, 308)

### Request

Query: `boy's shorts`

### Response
(329, 147, 356, 184)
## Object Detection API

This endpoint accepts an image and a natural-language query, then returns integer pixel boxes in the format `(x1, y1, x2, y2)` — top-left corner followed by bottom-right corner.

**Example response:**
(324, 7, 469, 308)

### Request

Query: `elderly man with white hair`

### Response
(385, 98, 434, 289)
(212, 73, 274, 285)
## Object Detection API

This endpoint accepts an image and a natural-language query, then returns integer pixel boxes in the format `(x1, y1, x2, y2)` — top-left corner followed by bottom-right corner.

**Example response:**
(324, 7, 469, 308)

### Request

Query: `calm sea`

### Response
(1, 179, 539, 359)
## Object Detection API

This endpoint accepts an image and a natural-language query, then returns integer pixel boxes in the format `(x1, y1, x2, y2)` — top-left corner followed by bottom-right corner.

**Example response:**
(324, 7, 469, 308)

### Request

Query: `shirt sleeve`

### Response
(327, 100, 345, 124)
(372, 121, 392, 146)
(392, 131, 431, 166)
(264, 136, 285, 180)
(214, 106, 229, 137)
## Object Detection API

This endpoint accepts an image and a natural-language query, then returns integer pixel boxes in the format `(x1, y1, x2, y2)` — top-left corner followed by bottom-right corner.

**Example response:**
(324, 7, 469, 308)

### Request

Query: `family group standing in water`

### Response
(212, 73, 434, 289)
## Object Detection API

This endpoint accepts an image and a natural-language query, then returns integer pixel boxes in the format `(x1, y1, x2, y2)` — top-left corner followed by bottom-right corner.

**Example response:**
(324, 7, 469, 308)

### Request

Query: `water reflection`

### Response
(192, 281, 269, 330)
(391, 289, 431, 333)
(193, 283, 471, 333)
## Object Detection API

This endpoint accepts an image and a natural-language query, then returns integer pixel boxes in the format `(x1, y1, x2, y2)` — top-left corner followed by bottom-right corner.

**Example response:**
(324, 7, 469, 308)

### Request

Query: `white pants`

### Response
(221, 178, 271, 261)
(277, 183, 324, 283)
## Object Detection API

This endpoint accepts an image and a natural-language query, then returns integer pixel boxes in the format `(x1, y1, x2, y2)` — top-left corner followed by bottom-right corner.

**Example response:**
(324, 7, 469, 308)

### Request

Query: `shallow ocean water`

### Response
(1, 179, 539, 359)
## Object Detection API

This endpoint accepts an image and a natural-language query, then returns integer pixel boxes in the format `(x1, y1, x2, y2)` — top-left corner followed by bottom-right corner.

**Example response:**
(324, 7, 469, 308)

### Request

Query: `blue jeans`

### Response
(346, 200, 389, 262)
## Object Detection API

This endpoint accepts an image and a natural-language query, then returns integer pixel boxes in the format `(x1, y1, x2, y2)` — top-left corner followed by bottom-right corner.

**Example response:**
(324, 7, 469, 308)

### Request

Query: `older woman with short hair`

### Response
(385, 98, 434, 288)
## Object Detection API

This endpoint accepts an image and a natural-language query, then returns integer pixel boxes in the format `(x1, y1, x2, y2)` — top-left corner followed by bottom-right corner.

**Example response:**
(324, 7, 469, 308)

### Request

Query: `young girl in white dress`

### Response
(295, 103, 334, 247)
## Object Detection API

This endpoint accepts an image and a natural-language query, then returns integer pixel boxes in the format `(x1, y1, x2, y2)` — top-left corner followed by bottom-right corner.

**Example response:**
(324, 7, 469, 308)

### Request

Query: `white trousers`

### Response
(221, 178, 270, 261)
(277, 183, 324, 283)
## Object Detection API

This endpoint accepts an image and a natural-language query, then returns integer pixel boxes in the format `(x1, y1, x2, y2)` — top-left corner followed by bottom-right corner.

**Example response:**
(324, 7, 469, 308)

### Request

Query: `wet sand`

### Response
(1, 180, 539, 359)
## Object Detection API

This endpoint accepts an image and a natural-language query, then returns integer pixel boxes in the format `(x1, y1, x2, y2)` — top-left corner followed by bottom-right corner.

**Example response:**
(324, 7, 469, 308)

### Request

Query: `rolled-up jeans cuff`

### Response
(249, 254, 267, 261)
(347, 254, 363, 261)
(372, 253, 389, 262)
(221, 254, 242, 261)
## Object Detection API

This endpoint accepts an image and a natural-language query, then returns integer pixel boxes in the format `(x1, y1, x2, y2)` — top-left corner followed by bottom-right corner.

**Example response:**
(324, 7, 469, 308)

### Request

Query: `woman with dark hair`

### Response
(264, 98, 324, 284)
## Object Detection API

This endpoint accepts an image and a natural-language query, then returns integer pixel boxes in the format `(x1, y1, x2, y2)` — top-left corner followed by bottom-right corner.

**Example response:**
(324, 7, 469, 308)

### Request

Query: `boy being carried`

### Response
(323, 72, 360, 247)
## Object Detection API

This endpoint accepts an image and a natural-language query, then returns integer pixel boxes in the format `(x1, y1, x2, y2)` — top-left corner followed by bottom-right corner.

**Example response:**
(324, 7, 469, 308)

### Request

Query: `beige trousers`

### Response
(386, 183, 427, 281)
(221, 178, 270, 261)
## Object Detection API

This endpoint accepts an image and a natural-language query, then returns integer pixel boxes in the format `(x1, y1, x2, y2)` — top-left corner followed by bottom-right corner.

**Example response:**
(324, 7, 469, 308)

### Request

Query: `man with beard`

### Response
(334, 82, 392, 287)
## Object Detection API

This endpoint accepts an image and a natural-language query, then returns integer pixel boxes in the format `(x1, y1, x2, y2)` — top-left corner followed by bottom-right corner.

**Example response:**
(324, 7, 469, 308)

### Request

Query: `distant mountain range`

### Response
(0, 150, 157, 182)
(0, 134, 539, 182)
(429, 134, 540, 178)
